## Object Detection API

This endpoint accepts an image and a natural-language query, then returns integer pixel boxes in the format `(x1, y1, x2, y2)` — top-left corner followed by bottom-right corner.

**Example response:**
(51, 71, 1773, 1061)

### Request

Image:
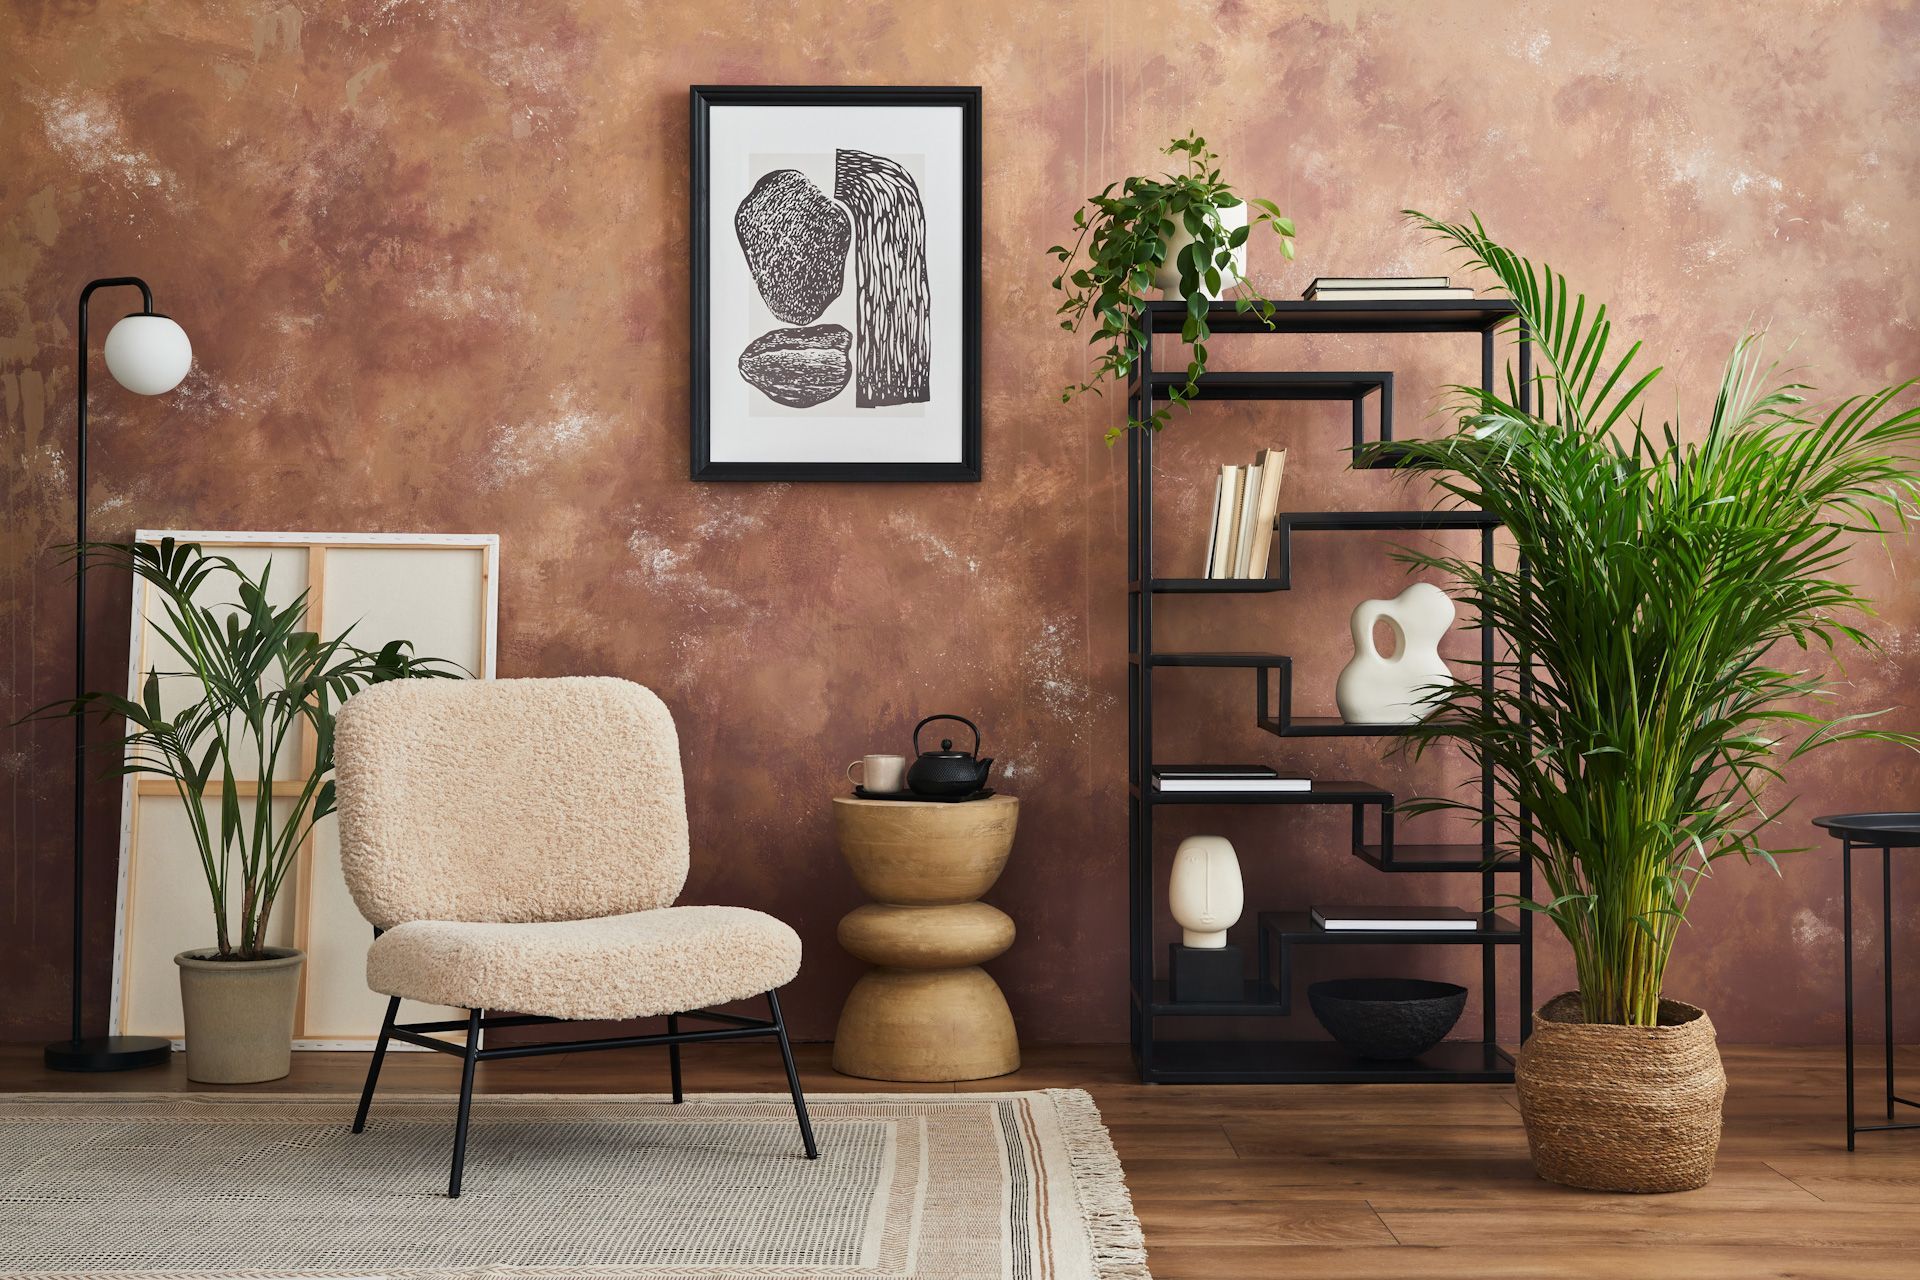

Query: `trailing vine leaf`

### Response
(1048, 133, 1295, 441)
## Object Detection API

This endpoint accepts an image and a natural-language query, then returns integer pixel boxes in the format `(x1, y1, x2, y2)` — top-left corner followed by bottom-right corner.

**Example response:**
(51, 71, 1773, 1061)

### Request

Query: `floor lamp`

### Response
(44, 277, 192, 1072)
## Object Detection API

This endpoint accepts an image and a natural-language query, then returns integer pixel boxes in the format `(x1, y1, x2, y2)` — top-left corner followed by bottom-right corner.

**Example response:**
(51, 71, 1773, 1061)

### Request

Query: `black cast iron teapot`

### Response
(906, 714, 994, 797)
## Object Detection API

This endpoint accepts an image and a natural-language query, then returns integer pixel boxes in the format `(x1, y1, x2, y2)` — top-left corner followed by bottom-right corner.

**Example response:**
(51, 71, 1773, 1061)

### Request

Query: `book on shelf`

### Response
(1243, 449, 1287, 578)
(1308, 287, 1474, 302)
(1305, 276, 1450, 291)
(1310, 904, 1480, 931)
(1201, 448, 1287, 579)
(1200, 469, 1225, 578)
(1301, 275, 1473, 303)
(1207, 465, 1245, 579)
(1153, 765, 1310, 793)
(1230, 456, 1264, 576)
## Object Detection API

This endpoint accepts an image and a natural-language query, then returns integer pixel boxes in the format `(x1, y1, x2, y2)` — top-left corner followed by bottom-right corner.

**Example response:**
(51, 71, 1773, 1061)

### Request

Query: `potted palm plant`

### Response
(42, 539, 459, 1083)
(1373, 213, 1920, 1192)
(1048, 132, 1296, 439)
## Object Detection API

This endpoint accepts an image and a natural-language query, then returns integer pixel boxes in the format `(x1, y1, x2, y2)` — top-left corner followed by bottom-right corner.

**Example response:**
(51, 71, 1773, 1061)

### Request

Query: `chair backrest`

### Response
(334, 677, 690, 928)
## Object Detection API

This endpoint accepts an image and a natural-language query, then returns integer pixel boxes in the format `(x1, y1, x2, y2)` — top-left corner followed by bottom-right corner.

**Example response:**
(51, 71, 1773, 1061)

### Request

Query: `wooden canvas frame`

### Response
(689, 85, 982, 482)
(108, 531, 499, 1050)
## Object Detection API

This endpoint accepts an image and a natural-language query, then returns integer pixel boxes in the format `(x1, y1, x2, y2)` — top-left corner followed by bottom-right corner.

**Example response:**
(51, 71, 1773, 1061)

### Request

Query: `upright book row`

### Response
(1203, 448, 1287, 579)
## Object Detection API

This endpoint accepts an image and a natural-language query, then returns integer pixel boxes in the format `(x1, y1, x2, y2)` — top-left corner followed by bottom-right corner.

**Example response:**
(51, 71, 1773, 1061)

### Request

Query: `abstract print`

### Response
(734, 149, 930, 412)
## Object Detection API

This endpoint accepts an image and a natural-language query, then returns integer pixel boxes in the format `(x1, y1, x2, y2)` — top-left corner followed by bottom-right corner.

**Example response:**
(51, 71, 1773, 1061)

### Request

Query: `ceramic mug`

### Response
(847, 753, 907, 794)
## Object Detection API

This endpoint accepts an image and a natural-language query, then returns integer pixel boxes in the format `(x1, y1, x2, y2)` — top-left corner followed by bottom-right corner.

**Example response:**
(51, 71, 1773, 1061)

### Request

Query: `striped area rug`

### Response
(0, 1089, 1147, 1279)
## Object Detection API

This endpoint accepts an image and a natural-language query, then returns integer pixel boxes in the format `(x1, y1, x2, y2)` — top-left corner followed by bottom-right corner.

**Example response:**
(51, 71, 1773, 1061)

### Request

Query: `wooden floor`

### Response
(3, 1041, 1916, 1278)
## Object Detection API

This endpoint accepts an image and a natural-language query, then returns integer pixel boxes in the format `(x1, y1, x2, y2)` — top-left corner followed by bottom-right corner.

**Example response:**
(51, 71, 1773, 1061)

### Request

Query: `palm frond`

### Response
(18, 540, 463, 959)
(1366, 213, 1920, 1025)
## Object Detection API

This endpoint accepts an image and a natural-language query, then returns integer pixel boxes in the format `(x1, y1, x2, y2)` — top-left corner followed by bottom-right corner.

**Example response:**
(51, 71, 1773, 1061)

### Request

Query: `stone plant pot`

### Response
(174, 947, 304, 1084)
(1515, 991, 1726, 1193)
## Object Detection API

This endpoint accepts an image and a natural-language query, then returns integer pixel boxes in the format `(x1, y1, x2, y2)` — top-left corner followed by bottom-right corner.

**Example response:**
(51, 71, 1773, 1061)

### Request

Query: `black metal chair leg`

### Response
(767, 989, 818, 1159)
(352, 996, 402, 1134)
(448, 1008, 482, 1198)
(667, 1013, 684, 1103)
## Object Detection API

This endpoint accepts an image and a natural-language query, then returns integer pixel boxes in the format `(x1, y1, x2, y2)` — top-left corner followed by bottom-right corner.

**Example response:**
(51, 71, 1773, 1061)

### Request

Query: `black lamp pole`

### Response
(43, 278, 174, 1072)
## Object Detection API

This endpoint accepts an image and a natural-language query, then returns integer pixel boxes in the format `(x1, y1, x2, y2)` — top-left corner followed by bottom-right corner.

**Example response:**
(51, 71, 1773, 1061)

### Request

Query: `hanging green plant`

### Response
(1049, 133, 1296, 441)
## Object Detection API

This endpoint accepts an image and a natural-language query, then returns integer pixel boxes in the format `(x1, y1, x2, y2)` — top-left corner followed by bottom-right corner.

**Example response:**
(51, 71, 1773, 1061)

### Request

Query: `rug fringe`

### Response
(1046, 1088, 1151, 1280)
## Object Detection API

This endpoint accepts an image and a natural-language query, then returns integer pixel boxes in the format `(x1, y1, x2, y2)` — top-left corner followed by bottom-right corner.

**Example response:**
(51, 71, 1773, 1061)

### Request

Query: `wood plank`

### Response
(1119, 1155, 1816, 1208)
(288, 543, 325, 1041)
(1143, 1244, 1920, 1280)
(1765, 1152, 1920, 1204)
(1223, 1121, 1534, 1161)
(133, 779, 306, 796)
(1377, 1202, 1920, 1249)
(1134, 1198, 1395, 1246)
(1103, 1121, 1238, 1159)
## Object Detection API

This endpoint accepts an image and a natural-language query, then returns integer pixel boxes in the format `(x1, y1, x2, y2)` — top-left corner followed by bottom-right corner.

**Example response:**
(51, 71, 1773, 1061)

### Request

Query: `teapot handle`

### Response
(913, 714, 980, 756)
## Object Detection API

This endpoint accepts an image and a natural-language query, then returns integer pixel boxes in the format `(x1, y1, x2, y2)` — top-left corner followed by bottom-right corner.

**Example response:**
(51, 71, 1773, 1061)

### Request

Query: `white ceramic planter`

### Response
(1152, 203, 1248, 300)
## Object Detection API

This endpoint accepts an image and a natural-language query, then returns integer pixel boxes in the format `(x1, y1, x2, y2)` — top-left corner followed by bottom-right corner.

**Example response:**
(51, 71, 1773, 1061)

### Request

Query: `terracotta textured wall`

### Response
(4, 0, 1918, 1044)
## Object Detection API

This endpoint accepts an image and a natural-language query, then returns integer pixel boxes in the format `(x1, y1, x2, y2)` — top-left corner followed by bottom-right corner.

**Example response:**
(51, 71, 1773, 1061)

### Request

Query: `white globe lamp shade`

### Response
(103, 313, 192, 395)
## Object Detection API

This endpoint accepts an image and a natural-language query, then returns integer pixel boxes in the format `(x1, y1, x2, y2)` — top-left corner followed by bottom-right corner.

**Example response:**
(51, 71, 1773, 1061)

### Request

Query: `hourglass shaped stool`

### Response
(831, 795, 1020, 1081)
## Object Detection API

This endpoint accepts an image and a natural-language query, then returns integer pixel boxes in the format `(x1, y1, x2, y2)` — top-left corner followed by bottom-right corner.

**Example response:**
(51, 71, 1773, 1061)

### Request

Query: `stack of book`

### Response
(1310, 905, 1479, 931)
(1302, 276, 1473, 302)
(1153, 765, 1309, 794)
(1203, 448, 1287, 579)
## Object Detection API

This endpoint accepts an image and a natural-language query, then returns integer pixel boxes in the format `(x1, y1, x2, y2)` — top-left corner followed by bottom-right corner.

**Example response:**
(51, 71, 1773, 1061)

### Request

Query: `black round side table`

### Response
(1813, 813, 1920, 1150)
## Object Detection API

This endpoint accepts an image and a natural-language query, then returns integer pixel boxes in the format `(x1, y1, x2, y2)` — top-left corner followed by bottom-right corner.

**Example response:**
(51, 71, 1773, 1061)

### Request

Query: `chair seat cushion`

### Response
(366, 906, 803, 1021)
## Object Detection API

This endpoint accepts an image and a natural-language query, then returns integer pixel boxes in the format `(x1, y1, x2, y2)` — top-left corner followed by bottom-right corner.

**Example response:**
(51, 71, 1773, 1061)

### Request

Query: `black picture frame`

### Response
(690, 85, 982, 482)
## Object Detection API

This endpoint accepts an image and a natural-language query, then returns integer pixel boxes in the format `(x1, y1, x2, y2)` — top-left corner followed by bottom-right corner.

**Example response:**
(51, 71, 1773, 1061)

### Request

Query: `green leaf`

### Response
(1362, 209, 1920, 1025)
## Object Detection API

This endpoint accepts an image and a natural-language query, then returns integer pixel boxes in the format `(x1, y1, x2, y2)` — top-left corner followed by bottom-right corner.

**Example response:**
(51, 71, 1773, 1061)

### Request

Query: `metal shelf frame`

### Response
(1125, 299, 1535, 1084)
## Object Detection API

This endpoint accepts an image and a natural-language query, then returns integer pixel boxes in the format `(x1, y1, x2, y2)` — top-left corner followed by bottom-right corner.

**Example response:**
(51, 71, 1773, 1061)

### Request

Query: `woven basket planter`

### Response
(1515, 991, 1726, 1193)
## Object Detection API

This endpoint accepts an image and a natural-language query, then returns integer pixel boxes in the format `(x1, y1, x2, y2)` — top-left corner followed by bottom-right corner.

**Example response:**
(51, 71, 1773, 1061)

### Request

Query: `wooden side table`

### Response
(831, 795, 1020, 1081)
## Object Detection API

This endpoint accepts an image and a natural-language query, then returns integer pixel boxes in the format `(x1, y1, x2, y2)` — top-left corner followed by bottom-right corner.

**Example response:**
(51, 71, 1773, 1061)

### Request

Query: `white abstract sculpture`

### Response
(1335, 582, 1456, 725)
(1169, 835, 1243, 948)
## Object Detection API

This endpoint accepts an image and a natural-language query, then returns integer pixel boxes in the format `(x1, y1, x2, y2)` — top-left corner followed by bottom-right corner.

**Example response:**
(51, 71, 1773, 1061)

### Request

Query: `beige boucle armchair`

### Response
(334, 676, 816, 1197)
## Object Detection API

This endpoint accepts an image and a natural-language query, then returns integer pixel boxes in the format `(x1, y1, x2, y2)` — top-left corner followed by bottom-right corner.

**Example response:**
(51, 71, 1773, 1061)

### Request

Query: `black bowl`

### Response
(1307, 978, 1467, 1060)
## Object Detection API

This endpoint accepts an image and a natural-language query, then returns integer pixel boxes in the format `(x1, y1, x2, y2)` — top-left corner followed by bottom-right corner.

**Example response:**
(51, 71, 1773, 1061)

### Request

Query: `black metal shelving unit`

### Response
(1126, 298, 1534, 1084)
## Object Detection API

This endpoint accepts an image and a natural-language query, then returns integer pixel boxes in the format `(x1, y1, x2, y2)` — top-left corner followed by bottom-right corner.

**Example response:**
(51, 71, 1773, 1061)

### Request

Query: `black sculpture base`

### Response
(44, 1034, 173, 1073)
(1168, 942, 1244, 1004)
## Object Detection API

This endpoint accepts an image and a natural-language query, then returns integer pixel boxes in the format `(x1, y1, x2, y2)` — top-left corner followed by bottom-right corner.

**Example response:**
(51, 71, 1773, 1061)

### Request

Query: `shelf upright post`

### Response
(1478, 327, 1499, 1046)
(1132, 324, 1157, 1080)
(1126, 372, 1143, 1059)
(1480, 519, 1499, 1046)
(1515, 320, 1536, 1040)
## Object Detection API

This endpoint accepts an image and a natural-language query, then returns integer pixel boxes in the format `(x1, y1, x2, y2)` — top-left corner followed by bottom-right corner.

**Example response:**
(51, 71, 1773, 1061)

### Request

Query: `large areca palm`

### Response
(1373, 213, 1920, 1026)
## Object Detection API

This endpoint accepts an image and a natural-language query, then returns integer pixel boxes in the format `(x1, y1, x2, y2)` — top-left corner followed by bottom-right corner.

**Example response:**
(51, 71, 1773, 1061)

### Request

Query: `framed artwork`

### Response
(690, 85, 981, 482)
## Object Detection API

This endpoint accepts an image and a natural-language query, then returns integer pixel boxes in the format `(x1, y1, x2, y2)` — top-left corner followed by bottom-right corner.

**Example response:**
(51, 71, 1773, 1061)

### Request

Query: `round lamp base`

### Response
(44, 1035, 173, 1073)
